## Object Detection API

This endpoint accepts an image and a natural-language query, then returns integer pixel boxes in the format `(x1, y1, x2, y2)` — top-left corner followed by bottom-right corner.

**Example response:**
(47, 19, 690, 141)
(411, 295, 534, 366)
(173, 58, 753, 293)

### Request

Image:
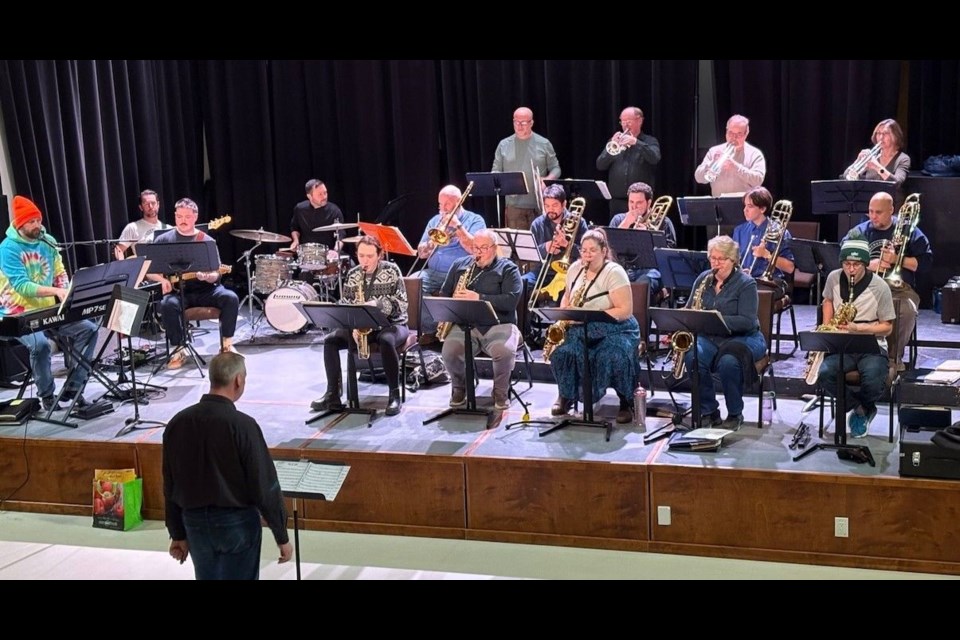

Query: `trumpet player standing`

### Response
(439, 229, 522, 411)
(841, 191, 932, 373)
(816, 237, 895, 438)
(596, 107, 661, 218)
(682, 236, 768, 431)
(733, 187, 795, 281)
(415, 185, 486, 341)
(609, 182, 677, 291)
(695, 115, 766, 197)
(312, 236, 409, 417)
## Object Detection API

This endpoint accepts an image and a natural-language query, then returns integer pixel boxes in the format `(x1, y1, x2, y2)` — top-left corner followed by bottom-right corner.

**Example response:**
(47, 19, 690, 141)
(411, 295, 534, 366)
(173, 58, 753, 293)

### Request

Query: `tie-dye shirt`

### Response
(0, 224, 69, 316)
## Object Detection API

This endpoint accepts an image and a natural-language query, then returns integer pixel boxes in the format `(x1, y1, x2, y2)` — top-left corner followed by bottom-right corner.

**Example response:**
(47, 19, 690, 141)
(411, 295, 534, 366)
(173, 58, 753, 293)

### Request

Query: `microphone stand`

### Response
(236, 240, 265, 333)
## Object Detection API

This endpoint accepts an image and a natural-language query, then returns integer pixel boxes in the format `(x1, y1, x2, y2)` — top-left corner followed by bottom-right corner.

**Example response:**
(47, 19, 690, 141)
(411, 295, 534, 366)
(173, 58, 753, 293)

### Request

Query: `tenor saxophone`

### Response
(355, 275, 372, 360)
(542, 270, 590, 364)
(668, 270, 713, 379)
(803, 273, 858, 385)
(437, 261, 475, 342)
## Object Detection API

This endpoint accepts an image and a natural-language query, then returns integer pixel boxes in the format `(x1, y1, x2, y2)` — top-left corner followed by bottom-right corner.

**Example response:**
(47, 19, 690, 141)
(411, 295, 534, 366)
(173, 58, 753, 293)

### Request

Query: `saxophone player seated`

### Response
(311, 236, 409, 417)
(732, 187, 795, 293)
(608, 182, 677, 293)
(549, 229, 640, 425)
(440, 229, 523, 411)
(814, 236, 895, 438)
(682, 236, 769, 431)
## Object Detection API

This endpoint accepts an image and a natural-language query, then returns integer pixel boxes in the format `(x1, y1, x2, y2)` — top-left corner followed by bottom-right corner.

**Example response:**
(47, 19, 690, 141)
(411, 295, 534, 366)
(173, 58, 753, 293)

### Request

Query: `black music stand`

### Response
(107, 286, 168, 437)
(491, 228, 542, 264)
(811, 179, 895, 239)
(421, 297, 498, 425)
(543, 179, 611, 215)
(792, 239, 840, 304)
(605, 227, 665, 273)
(466, 171, 528, 229)
(678, 195, 743, 237)
(655, 249, 710, 307)
(793, 331, 880, 466)
(296, 302, 390, 428)
(644, 307, 731, 443)
(532, 307, 618, 441)
(139, 241, 220, 376)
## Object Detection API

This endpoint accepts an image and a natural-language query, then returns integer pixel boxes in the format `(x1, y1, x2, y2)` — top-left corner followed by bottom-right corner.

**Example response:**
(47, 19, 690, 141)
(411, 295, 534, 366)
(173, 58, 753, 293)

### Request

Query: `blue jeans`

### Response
(818, 352, 888, 414)
(182, 506, 263, 580)
(684, 332, 767, 417)
(626, 268, 662, 294)
(18, 319, 98, 399)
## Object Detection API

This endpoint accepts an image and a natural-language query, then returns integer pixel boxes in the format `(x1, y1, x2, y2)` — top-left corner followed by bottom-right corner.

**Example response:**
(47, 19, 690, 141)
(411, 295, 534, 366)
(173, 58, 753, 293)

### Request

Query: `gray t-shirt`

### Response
(822, 269, 896, 351)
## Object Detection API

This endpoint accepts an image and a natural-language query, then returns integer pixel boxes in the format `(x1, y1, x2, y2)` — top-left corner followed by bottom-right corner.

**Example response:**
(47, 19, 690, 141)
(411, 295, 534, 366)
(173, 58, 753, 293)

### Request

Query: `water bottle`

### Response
(634, 385, 647, 431)
(761, 391, 775, 427)
(933, 287, 942, 315)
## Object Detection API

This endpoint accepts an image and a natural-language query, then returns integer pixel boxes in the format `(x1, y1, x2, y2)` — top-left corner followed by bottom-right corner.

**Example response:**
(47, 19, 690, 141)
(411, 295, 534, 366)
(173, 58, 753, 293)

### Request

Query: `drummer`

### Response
(287, 179, 345, 261)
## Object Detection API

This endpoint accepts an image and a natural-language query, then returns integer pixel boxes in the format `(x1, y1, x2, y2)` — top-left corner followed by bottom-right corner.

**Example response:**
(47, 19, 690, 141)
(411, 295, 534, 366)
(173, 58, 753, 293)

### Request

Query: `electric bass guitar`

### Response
(169, 264, 232, 286)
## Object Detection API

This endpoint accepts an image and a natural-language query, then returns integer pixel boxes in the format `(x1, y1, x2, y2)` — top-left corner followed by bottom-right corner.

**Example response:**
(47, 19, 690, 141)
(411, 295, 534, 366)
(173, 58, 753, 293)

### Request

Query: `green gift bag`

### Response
(93, 469, 143, 531)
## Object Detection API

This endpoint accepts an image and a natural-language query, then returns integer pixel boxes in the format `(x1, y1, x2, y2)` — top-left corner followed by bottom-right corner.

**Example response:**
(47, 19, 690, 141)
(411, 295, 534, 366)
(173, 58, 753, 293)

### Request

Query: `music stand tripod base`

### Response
(306, 406, 377, 429)
(792, 442, 875, 466)
(538, 416, 612, 442)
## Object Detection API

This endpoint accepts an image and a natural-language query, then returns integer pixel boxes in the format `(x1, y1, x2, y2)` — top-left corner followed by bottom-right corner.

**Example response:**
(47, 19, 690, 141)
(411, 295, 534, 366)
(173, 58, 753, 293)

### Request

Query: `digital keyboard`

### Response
(0, 302, 107, 337)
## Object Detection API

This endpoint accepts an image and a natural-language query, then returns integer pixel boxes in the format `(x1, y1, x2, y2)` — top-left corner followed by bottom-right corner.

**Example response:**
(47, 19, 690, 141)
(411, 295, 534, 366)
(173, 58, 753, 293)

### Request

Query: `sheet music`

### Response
(274, 460, 350, 500)
(106, 299, 140, 335)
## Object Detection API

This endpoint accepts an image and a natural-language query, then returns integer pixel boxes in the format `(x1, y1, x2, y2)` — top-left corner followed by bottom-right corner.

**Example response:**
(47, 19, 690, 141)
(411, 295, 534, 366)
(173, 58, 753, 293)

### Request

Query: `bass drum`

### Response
(264, 281, 318, 333)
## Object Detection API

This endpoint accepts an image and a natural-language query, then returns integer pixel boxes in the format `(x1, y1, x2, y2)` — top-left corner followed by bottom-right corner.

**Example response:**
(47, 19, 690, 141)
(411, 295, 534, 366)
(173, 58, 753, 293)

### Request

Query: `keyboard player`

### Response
(0, 196, 98, 410)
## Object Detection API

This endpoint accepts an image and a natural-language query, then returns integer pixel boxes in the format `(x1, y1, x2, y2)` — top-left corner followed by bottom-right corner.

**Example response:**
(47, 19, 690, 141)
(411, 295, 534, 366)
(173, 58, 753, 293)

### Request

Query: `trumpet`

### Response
(605, 125, 631, 156)
(704, 143, 735, 183)
(428, 181, 474, 246)
(844, 142, 882, 181)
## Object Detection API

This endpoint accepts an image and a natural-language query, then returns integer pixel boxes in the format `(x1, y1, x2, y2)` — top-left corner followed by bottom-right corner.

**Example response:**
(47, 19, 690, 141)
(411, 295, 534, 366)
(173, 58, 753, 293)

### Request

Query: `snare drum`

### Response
(264, 281, 318, 333)
(317, 251, 350, 285)
(253, 255, 295, 294)
(297, 243, 329, 271)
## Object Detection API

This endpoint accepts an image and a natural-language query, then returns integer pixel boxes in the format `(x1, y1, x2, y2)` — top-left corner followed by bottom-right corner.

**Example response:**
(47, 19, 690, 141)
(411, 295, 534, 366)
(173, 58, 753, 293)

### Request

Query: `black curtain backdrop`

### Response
(0, 60, 204, 269)
(1, 60, 958, 273)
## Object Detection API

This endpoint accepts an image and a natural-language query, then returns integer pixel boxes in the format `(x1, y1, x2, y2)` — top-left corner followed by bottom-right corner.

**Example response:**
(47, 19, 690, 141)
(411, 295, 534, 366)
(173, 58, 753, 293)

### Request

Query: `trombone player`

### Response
(596, 107, 661, 218)
(841, 191, 932, 373)
(608, 182, 677, 292)
(312, 236, 409, 417)
(526, 184, 589, 300)
(439, 229, 523, 411)
(733, 187, 795, 291)
(414, 184, 486, 342)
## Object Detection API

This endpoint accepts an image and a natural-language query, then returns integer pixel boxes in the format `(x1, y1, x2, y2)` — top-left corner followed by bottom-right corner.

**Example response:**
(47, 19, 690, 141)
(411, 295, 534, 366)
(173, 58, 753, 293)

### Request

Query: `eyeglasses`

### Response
(842, 260, 864, 268)
(726, 129, 747, 139)
(474, 244, 495, 252)
(619, 118, 639, 124)
(708, 255, 731, 262)
(512, 120, 532, 126)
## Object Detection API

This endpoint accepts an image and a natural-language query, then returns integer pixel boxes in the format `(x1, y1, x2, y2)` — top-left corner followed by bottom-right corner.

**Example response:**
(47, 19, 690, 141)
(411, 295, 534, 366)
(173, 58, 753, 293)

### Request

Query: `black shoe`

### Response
(41, 395, 60, 412)
(311, 390, 344, 412)
(62, 389, 90, 408)
(699, 409, 722, 428)
(721, 413, 744, 432)
(551, 396, 573, 416)
(385, 389, 401, 416)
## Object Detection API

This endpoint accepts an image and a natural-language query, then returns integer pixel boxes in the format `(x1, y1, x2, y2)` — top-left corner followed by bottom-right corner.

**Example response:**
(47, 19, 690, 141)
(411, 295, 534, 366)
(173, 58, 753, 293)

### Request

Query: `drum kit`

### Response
(231, 223, 359, 334)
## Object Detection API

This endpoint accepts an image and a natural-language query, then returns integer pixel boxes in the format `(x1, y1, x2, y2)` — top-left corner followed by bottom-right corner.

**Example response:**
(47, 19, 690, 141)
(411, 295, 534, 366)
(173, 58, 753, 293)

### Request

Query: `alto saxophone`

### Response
(669, 270, 713, 379)
(804, 273, 858, 385)
(355, 275, 372, 360)
(437, 261, 475, 341)
(542, 269, 590, 364)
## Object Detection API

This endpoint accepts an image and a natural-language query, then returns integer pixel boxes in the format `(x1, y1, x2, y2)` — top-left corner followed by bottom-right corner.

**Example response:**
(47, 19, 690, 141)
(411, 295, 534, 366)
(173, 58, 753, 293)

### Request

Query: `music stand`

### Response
(107, 285, 167, 437)
(793, 331, 880, 466)
(543, 179, 611, 215)
(605, 227, 664, 272)
(792, 239, 840, 304)
(356, 222, 417, 257)
(655, 249, 710, 307)
(677, 196, 743, 237)
(296, 302, 390, 428)
(139, 241, 220, 375)
(532, 307, 618, 441)
(811, 179, 895, 238)
(421, 297, 498, 425)
(645, 308, 731, 442)
(491, 227, 542, 264)
(466, 171, 528, 228)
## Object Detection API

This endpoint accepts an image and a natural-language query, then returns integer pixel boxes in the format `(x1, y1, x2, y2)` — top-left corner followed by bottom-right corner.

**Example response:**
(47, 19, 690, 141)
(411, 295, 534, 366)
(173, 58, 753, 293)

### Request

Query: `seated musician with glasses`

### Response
(415, 185, 486, 343)
(842, 191, 931, 374)
(311, 236, 408, 417)
(0, 196, 98, 410)
(815, 236, 895, 438)
(150, 198, 240, 368)
(527, 184, 589, 302)
(682, 236, 767, 431)
(732, 186, 795, 296)
(694, 114, 766, 197)
(548, 229, 639, 425)
(440, 229, 522, 412)
(608, 181, 677, 292)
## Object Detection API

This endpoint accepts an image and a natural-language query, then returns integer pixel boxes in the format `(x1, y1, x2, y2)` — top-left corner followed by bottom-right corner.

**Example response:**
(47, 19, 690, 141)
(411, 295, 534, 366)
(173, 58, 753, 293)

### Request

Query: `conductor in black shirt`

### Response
(163, 352, 292, 580)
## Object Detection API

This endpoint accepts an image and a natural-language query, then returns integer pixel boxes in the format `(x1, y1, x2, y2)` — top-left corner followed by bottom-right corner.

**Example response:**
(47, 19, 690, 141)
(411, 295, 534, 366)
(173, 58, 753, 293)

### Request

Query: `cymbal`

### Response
(312, 222, 359, 232)
(230, 229, 292, 243)
(341, 235, 364, 243)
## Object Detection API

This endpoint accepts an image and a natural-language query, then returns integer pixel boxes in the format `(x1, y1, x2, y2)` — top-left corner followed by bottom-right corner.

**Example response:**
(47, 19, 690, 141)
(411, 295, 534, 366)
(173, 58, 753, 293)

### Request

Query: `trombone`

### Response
(406, 181, 474, 276)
